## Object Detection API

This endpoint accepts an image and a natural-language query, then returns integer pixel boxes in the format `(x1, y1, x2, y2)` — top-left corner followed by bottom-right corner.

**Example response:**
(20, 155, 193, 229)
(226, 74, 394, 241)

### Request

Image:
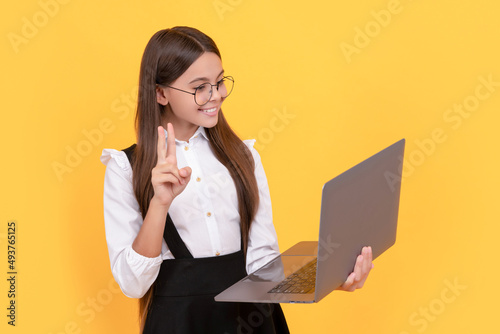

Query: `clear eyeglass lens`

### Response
(194, 77, 234, 106)
(194, 83, 212, 106)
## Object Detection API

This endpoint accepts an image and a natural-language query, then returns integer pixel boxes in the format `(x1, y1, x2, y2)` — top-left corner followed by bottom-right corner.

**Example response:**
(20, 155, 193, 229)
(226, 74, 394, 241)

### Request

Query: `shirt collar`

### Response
(195, 126, 209, 141)
(163, 126, 209, 143)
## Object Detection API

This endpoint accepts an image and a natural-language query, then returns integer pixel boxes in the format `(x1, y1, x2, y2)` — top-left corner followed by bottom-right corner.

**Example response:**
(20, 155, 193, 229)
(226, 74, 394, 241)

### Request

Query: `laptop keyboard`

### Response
(268, 258, 317, 294)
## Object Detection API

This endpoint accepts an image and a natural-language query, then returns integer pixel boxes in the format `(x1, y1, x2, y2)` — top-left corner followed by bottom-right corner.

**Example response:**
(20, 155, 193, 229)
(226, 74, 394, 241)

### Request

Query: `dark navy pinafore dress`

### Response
(123, 145, 289, 334)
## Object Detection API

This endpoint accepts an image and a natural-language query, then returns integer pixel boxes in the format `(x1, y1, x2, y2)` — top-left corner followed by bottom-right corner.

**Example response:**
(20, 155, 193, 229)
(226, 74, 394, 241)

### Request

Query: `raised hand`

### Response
(150, 123, 192, 207)
(336, 246, 374, 292)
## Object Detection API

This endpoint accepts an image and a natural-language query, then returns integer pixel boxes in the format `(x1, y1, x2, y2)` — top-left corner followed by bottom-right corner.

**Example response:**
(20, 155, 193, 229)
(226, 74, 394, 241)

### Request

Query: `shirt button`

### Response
(215, 252, 220, 256)
(184, 146, 189, 151)
(206, 212, 212, 217)
(196, 177, 201, 182)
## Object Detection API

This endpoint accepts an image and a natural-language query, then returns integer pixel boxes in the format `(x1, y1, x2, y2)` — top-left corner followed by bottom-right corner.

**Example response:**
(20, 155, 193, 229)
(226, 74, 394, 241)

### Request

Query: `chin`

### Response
(201, 118, 219, 129)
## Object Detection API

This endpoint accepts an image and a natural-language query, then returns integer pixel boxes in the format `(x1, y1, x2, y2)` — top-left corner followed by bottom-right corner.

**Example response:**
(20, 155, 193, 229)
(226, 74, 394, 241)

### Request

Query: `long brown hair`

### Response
(132, 26, 259, 332)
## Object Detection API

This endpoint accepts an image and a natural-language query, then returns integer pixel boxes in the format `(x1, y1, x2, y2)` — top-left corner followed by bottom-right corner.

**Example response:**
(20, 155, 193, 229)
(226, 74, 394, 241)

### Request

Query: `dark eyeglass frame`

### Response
(163, 76, 234, 106)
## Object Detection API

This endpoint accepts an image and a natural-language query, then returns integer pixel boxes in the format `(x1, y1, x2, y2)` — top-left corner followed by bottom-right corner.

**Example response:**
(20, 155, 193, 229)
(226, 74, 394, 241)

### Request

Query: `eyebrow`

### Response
(188, 70, 225, 84)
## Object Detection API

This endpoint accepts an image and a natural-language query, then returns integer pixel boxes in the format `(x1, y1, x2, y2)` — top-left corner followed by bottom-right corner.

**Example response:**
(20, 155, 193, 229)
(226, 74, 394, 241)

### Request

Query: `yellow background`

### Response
(1, 0, 499, 333)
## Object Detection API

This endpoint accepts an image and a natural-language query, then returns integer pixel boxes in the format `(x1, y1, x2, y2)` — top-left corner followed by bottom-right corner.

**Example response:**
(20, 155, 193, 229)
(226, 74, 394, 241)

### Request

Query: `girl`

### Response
(101, 26, 373, 333)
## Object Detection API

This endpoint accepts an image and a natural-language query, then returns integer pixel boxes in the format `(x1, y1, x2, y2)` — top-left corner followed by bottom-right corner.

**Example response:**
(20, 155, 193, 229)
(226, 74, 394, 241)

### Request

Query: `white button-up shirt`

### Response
(100, 127, 280, 298)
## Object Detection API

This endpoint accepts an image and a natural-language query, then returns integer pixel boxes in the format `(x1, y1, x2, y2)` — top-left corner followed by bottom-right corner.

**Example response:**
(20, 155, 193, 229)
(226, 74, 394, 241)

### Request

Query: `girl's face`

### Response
(156, 52, 226, 141)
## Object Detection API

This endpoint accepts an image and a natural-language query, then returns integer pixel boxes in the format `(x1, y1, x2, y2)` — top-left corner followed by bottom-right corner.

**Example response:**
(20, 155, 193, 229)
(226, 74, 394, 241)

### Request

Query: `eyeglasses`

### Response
(164, 76, 234, 106)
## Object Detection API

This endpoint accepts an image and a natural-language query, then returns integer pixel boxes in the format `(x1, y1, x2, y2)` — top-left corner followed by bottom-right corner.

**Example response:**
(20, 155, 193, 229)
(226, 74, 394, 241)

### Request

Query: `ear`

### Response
(156, 85, 169, 106)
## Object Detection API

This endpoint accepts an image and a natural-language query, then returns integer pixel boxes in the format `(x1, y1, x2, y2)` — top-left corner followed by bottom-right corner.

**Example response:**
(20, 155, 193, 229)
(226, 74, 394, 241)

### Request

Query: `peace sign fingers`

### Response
(157, 123, 179, 163)
(152, 123, 191, 206)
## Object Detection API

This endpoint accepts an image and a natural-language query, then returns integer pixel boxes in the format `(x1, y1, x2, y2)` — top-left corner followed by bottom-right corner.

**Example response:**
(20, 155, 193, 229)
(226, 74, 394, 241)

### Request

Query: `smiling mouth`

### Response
(199, 107, 217, 114)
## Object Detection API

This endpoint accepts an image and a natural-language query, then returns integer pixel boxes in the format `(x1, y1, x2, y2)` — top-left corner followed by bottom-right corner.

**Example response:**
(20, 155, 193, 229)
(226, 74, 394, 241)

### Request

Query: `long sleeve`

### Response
(100, 130, 282, 297)
(244, 140, 281, 274)
(101, 149, 163, 298)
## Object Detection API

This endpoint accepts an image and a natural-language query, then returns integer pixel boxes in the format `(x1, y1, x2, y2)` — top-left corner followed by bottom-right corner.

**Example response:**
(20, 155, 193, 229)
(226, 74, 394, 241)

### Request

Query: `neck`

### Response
(161, 120, 198, 142)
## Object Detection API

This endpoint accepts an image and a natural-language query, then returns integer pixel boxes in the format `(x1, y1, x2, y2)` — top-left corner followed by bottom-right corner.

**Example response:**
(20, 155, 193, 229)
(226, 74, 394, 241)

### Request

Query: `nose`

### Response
(209, 85, 223, 102)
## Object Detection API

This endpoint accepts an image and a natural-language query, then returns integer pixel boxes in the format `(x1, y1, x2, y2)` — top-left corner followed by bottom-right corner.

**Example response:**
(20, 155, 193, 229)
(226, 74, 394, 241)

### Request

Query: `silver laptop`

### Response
(215, 139, 405, 304)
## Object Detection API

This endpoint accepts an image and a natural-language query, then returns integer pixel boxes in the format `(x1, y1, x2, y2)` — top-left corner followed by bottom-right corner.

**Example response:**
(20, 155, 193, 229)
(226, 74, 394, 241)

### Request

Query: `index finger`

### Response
(157, 125, 167, 164)
(166, 123, 177, 159)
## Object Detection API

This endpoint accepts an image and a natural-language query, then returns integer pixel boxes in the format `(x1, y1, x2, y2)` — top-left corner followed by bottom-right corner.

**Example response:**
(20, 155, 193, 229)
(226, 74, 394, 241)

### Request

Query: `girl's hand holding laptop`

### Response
(336, 246, 374, 292)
